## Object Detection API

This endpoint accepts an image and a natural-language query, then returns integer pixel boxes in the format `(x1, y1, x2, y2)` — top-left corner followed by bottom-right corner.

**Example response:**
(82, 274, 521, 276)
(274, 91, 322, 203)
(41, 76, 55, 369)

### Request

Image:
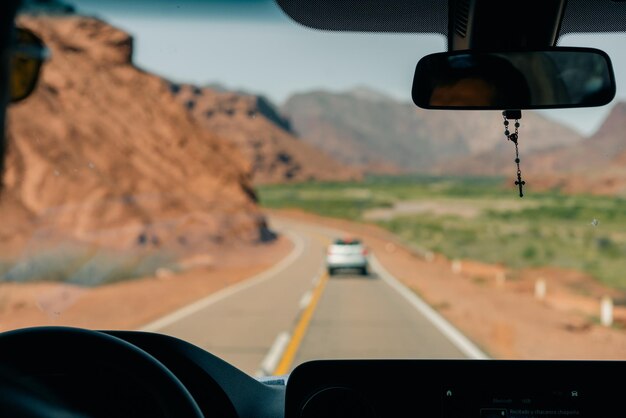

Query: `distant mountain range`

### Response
(524, 102, 626, 195)
(175, 83, 624, 195)
(281, 87, 585, 174)
(170, 85, 361, 184)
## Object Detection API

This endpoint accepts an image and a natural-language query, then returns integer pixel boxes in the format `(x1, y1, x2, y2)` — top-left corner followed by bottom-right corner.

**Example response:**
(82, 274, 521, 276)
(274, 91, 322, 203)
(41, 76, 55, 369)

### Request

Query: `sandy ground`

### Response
(3, 210, 626, 360)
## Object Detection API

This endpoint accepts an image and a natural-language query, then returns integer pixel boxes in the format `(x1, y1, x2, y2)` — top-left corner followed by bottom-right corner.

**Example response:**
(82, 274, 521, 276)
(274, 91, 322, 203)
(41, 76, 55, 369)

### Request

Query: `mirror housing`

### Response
(412, 47, 616, 110)
(10, 27, 49, 103)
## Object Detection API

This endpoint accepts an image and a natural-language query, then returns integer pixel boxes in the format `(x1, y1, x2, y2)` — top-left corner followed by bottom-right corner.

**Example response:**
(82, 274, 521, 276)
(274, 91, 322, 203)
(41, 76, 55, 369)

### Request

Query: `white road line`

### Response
(255, 266, 325, 377)
(299, 291, 313, 310)
(138, 231, 306, 332)
(256, 331, 291, 377)
(370, 255, 489, 359)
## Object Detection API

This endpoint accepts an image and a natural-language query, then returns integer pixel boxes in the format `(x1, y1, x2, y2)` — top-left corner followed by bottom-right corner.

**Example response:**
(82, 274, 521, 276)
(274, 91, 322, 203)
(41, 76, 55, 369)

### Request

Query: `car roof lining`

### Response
(276, 0, 626, 43)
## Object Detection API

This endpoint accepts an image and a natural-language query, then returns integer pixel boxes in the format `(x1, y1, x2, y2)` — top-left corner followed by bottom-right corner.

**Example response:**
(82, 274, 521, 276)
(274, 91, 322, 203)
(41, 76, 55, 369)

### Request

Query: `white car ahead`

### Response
(326, 237, 369, 276)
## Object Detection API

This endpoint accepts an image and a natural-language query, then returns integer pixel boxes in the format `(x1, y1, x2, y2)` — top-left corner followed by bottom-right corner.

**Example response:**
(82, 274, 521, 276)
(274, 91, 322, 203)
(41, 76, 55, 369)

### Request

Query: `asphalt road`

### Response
(140, 217, 486, 377)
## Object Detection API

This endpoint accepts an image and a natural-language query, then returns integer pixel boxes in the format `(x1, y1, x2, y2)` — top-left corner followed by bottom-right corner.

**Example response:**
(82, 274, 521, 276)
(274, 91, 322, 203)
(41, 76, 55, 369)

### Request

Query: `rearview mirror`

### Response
(412, 47, 616, 110)
(10, 27, 49, 103)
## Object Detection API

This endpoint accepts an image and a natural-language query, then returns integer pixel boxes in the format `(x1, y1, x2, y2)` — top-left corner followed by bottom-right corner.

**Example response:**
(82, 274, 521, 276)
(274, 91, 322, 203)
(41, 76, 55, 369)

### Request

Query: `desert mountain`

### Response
(2, 15, 271, 265)
(528, 102, 626, 173)
(282, 87, 583, 173)
(171, 85, 361, 184)
(417, 101, 626, 195)
(524, 102, 626, 195)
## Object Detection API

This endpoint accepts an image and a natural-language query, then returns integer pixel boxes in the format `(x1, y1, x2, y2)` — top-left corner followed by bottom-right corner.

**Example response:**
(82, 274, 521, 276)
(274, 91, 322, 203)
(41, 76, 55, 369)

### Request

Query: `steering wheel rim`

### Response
(0, 326, 204, 418)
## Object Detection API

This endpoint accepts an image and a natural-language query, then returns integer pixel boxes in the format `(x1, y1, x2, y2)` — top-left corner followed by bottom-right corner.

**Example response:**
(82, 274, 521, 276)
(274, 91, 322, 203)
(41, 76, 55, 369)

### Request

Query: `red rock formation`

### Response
(2, 16, 270, 262)
(173, 85, 362, 184)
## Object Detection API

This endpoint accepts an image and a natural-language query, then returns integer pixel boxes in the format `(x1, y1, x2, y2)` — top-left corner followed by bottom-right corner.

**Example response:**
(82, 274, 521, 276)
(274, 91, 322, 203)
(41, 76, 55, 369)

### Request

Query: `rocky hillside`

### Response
(524, 102, 626, 195)
(172, 85, 361, 184)
(2, 16, 271, 262)
(529, 102, 626, 173)
(283, 88, 584, 174)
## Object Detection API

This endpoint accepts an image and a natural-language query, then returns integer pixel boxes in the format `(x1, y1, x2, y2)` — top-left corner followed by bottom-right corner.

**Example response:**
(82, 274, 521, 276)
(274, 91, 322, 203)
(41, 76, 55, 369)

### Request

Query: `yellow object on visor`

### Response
(9, 27, 49, 103)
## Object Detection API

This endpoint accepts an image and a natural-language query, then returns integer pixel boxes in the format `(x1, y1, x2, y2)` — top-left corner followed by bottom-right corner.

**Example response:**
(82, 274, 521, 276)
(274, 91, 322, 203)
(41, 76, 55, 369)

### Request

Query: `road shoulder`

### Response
(0, 235, 293, 331)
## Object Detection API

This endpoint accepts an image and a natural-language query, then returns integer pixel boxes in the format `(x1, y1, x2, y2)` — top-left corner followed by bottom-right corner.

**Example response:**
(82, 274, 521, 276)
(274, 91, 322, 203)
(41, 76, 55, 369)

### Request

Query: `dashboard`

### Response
(286, 359, 613, 418)
(0, 326, 622, 418)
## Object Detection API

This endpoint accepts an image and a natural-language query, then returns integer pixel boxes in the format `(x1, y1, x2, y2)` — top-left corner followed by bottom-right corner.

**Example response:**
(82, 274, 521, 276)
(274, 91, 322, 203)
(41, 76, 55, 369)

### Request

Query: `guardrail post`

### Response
(451, 259, 462, 274)
(534, 278, 546, 300)
(601, 295, 613, 327)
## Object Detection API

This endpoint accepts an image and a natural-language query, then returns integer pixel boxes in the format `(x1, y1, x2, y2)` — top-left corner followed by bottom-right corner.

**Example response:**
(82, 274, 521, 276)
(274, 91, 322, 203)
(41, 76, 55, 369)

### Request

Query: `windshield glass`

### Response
(3, 0, 626, 377)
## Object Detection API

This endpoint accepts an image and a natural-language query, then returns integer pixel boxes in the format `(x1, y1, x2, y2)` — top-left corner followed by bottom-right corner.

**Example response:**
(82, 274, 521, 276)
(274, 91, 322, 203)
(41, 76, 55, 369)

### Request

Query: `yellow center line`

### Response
(273, 270, 330, 376)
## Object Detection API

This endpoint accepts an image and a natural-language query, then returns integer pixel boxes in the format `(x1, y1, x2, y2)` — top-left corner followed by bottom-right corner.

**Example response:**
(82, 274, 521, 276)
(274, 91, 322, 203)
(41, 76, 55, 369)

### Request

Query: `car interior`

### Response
(1, 0, 626, 417)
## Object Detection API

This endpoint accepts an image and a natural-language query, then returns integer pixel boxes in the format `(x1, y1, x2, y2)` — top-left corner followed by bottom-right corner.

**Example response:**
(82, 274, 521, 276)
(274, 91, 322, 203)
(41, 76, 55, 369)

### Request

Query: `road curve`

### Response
(139, 216, 486, 377)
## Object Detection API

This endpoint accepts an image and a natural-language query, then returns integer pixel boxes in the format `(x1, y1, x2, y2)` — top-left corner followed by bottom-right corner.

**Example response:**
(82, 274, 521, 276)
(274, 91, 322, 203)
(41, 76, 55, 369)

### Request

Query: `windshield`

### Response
(3, 0, 626, 378)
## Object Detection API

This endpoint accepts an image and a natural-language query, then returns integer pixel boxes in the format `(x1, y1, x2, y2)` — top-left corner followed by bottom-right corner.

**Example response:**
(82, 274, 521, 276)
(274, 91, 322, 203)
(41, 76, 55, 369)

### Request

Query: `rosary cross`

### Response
(515, 173, 525, 197)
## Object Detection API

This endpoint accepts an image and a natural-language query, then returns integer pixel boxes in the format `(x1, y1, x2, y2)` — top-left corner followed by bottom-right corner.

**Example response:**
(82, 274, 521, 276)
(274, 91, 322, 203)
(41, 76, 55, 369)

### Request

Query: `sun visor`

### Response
(275, 0, 448, 34)
(275, 0, 626, 40)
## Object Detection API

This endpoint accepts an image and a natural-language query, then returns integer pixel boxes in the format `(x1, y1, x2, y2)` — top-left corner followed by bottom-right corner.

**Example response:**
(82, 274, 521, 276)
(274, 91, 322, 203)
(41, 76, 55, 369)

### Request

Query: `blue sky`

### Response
(71, 0, 626, 136)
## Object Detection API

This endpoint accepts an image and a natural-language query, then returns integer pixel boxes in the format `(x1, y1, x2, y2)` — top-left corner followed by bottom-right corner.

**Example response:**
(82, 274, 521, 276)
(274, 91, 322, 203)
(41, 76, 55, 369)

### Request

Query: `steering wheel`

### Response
(0, 326, 204, 418)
